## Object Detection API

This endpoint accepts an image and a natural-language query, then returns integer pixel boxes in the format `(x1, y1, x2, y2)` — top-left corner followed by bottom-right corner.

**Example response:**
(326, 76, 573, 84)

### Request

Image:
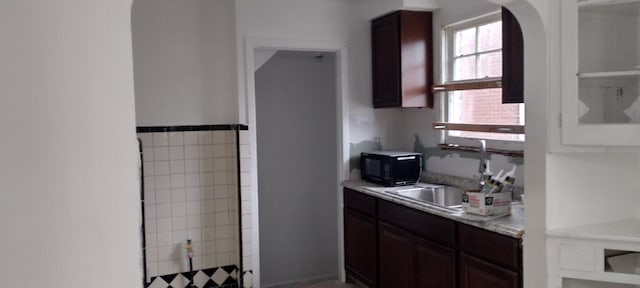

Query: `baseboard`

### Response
(263, 273, 338, 288)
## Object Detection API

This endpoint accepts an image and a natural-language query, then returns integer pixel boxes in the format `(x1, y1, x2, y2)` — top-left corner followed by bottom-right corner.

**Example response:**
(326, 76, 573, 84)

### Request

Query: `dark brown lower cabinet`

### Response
(344, 208, 377, 287)
(378, 221, 457, 288)
(415, 236, 456, 288)
(378, 222, 413, 288)
(459, 253, 520, 288)
(344, 188, 521, 288)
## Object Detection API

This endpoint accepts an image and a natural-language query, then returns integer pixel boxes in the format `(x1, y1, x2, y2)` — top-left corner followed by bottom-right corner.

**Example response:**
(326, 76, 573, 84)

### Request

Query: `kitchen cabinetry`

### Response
(372, 10, 433, 108)
(502, 7, 524, 104)
(343, 189, 377, 287)
(378, 222, 413, 288)
(343, 188, 521, 288)
(561, 0, 640, 146)
(547, 220, 640, 287)
(377, 222, 457, 288)
(458, 224, 522, 288)
(378, 200, 456, 288)
(459, 253, 520, 288)
(415, 234, 457, 288)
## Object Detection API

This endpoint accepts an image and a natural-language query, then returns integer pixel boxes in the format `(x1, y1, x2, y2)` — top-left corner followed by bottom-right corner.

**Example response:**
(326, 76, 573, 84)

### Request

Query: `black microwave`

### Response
(360, 151, 423, 186)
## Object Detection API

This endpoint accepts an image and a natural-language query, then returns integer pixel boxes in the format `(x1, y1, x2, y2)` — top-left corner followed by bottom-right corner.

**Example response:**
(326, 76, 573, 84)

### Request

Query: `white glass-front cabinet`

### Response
(562, 0, 640, 146)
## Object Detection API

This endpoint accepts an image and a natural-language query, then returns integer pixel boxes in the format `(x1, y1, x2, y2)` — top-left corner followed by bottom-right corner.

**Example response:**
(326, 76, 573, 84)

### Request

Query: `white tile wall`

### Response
(139, 130, 239, 282)
(239, 130, 254, 287)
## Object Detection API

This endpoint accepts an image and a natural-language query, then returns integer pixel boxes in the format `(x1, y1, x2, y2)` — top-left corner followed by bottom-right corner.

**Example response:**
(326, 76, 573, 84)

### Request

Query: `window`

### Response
(439, 11, 525, 150)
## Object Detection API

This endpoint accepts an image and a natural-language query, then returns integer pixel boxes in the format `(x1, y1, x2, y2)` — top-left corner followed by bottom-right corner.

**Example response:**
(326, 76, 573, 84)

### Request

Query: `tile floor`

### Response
(296, 280, 357, 288)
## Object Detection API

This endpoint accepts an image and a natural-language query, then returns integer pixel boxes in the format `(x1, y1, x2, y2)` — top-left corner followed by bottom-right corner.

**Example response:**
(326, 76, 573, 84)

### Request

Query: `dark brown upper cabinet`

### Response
(502, 7, 524, 104)
(372, 10, 433, 108)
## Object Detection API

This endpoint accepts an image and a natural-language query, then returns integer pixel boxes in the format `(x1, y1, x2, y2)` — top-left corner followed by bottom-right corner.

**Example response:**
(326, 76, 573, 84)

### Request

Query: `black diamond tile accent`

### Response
(203, 279, 217, 288)
(151, 277, 169, 288)
(222, 277, 237, 286)
(221, 265, 236, 274)
(145, 265, 245, 288)
(136, 124, 246, 133)
(180, 270, 198, 288)
(202, 268, 217, 277)
(160, 273, 178, 284)
(181, 272, 196, 283)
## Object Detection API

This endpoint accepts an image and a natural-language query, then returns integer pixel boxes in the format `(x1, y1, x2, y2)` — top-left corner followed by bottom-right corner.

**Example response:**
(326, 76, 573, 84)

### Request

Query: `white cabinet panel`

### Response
(561, 0, 640, 146)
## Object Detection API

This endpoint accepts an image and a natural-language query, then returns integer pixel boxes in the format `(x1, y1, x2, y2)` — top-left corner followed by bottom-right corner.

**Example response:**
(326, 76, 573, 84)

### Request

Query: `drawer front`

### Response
(344, 188, 376, 217)
(458, 223, 522, 270)
(378, 199, 455, 247)
(459, 253, 520, 288)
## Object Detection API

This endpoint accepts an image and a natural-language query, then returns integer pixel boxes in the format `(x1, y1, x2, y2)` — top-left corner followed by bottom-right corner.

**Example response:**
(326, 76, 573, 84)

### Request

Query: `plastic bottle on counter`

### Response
(502, 176, 515, 194)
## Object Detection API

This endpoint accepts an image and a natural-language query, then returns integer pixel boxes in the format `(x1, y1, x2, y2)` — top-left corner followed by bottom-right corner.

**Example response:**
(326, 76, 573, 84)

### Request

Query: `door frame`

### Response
(241, 37, 350, 288)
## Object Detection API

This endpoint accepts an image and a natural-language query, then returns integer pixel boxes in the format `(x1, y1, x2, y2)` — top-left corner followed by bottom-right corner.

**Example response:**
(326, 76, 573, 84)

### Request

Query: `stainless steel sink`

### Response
(385, 185, 464, 211)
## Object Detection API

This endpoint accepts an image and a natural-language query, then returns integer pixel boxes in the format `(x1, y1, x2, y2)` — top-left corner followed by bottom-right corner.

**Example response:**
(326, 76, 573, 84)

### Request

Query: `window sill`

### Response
(440, 143, 523, 158)
(433, 122, 524, 135)
(432, 78, 502, 93)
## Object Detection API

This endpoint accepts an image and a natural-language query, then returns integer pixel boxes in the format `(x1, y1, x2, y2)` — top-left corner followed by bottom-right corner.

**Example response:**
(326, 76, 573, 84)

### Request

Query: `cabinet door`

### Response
(561, 0, 640, 146)
(502, 7, 524, 104)
(458, 223, 521, 270)
(372, 12, 402, 108)
(399, 10, 433, 108)
(378, 221, 413, 288)
(344, 208, 377, 287)
(372, 11, 433, 108)
(415, 236, 456, 288)
(459, 253, 520, 288)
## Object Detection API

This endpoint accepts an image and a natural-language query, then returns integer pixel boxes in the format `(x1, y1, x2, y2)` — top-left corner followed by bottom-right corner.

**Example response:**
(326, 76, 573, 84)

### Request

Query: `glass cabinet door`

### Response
(578, 0, 640, 124)
(562, 0, 640, 146)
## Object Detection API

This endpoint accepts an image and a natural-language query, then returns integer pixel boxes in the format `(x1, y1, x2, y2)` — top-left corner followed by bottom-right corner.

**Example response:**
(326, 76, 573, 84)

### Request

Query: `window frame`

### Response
(439, 10, 525, 152)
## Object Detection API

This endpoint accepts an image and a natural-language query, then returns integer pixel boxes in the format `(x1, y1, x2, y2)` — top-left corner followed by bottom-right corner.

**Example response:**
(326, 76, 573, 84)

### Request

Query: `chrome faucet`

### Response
(477, 139, 491, 188)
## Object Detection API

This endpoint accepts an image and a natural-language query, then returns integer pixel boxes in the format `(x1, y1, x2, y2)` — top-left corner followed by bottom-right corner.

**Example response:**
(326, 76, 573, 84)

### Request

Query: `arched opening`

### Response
(486, 1, 549, 287)
(129, 0, 549, 287)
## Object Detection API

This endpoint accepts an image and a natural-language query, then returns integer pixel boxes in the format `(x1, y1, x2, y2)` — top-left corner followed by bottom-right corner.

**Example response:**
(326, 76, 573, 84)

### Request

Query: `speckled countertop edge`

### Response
(342, 180, 525, 239)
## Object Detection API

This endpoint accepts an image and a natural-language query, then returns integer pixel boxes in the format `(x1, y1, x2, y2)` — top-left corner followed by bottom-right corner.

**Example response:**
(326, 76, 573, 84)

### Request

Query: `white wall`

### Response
(0, 0, 141, 287)
(132, 0, 237, 126)
(235, 0, 406, 150)
(201, 0, 238, 124)
(235, 1, 407, 286)
(511, 2, 549, 288)
(255, 51, 338, 287)
(366, 0, 441, 19)
(547, 152, 640, 229)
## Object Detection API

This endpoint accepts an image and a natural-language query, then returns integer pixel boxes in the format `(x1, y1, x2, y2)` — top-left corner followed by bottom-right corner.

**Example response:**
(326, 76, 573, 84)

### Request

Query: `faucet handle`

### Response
(477, 139, 487, 174)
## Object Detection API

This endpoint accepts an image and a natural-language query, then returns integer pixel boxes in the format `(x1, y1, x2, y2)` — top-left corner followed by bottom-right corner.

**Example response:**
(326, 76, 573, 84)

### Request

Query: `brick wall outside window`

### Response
(447, 18, 524, 141)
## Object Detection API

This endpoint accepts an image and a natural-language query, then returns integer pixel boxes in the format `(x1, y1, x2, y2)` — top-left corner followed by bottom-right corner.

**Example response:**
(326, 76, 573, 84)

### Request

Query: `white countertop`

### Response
(343, 180, 525, 239)
(546, 219, 640, 243)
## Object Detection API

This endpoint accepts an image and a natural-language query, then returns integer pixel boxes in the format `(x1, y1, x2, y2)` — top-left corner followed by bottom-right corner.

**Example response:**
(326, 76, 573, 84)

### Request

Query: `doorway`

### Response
(255, 50, 339, 287)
